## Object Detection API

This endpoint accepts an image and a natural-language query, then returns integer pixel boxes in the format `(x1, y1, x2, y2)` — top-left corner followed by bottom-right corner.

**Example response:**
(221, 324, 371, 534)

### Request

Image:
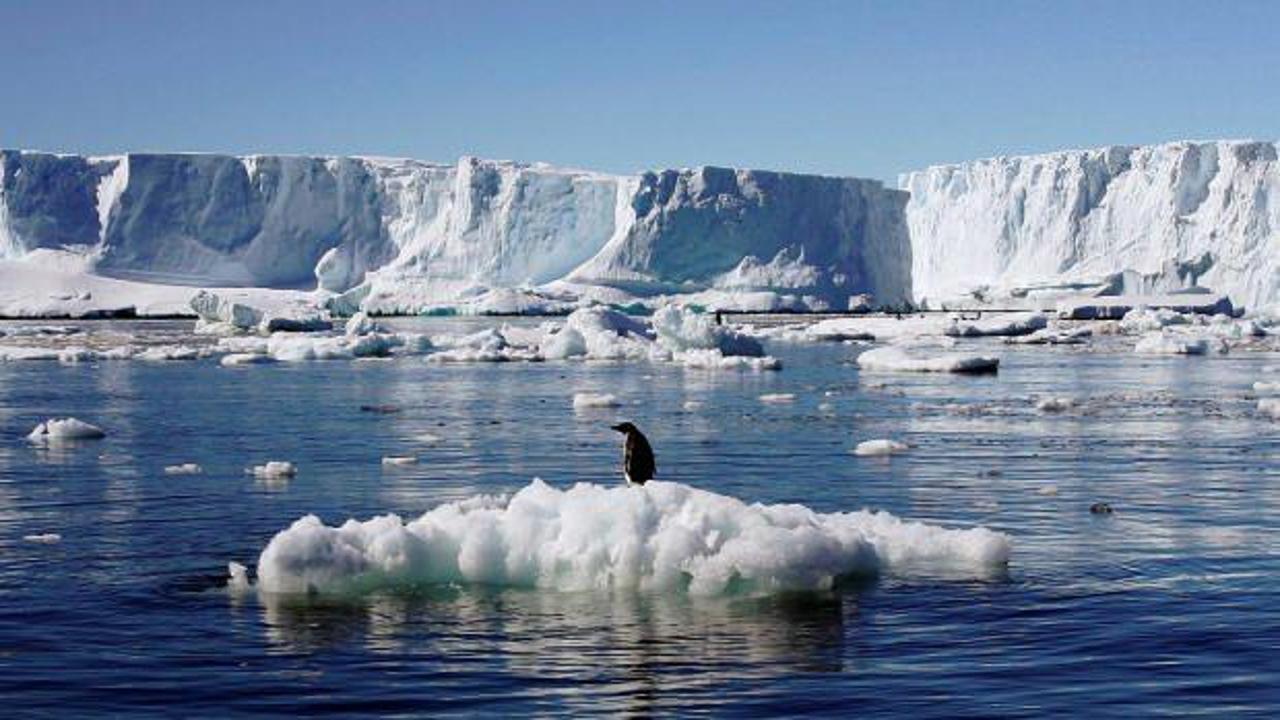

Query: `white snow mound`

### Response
(250, 479, 1011, 596)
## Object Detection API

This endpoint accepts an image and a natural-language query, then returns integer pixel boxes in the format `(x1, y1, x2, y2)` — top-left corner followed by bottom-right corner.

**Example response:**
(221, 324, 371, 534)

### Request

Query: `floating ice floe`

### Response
(759, 393, 795, 403)
(227, 562, 252, 592)
(415, 433, 443, 444)
(244, 479, 1011, 596)
(857, 346, 998, 374)
(682, 400, 706, 412)
(1005, 325, 1092, 345)
(1133, 332, 1225, 356)
(191, 290, 332, 335)
(1253, 381, 1280, 394)
(164, 463, 203, 475)
(1035, 397, 1076, 413)
(23, 533, 62, 544)
(0, 325, 80, 338)
(854, 439, 909, 456)
(27, 417, 106, 443)
(573, 392, 621, 410)
(249, 461, 297, 478)
(381, 456, 419, 466)
(946, 312, 1047, 338)
(220, 353, 275, 367)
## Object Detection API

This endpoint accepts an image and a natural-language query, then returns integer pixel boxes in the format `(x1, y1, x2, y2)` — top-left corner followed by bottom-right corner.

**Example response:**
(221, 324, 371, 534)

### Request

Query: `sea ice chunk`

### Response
(854, 439, 909, 456)
(28, 417, 106, 442)
(252, 479, 1012, 596)
(857, 346, 998, 374)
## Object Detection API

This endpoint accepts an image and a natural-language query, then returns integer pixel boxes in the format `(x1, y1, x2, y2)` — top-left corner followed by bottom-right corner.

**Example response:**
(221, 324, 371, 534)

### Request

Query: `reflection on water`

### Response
(0, 319, 1277, 715)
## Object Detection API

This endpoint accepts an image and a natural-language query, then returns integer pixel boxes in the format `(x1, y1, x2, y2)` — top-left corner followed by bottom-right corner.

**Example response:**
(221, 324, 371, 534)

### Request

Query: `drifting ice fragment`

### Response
(854, 439, 909, 456)
(24, 533, 62, 544)
(28, 418, 106, 443)
(382, 456, 419, 466)
(249, 461, 297, 478)
(573, 392, 621, 409)
(857, 347, 998, 374)
(759, 393, 795, 403)
(164, 463, 203, 475)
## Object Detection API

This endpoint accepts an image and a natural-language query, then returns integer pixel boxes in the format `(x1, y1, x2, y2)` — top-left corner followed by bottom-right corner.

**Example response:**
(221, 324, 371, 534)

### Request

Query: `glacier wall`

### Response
(901, 140, 1280, 310)
(0, 150, 910, 312)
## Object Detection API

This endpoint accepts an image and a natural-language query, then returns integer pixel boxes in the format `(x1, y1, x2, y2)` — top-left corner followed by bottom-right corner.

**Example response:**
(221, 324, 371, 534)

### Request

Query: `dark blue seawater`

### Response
(0, 319, 1277, 717)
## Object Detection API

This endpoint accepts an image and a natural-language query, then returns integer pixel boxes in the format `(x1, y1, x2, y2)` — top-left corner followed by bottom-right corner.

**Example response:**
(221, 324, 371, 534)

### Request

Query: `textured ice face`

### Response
(901, 140, 1280, 310)
(1, 151, 912, 313)
(251, 479, 1011, 596)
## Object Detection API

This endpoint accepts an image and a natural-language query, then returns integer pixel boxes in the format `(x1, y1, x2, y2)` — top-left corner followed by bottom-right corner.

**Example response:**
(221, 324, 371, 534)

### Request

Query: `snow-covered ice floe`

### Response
(1133, 332, 1225, 356)
(242, 479, 1010, 596)
(27, 417, 106, 443)
(853, 439, 909, 456)
(573, 392, 621, 410)
(1035, 397, 1076, 413)
(857, 346, 998, 374)
(164, 463, 203, 475)
(249, 461, 297, 479)
(945, 312, 1047, 338)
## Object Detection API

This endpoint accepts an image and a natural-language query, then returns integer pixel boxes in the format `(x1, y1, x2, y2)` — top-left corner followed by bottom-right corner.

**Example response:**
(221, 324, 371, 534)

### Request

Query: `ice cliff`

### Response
(900, 140, 1280, 310)
(0, 150, 910, 313)
(4, 139, 1277, 316)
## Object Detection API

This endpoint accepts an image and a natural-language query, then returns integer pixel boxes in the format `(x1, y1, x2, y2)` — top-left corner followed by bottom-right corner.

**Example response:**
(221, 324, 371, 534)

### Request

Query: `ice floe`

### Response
(27, 417, 106, 443)
(381, 456, 419, 466)
(573, 392, 621, 410)
(164, 463, 204, 475)
(853, 439, 909, 456)
(1258, 398, 1280, 420)
(857, 346, 998, 374)
(1133, 332, 1224, 356)
(249, 461, 297, 479)
(23, 533, 62, 544)
(246, 479, 1011, 596)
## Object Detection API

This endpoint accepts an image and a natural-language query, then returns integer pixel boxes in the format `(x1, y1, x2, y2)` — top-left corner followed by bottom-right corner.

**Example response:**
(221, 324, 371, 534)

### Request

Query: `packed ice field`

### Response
(8, 289, 1280, 600)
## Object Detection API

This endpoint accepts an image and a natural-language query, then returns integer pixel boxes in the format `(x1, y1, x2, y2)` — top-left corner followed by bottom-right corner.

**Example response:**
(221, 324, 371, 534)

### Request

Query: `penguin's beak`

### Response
(610, 424, 626, 433)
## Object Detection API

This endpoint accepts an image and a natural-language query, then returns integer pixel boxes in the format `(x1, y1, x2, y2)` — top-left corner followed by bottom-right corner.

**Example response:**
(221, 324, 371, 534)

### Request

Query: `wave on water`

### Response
(244, 480, 1011, 597)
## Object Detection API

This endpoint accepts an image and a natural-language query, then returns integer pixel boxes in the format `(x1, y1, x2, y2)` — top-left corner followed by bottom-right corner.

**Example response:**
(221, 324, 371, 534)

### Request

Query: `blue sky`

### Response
(1, 0, 1276, 181)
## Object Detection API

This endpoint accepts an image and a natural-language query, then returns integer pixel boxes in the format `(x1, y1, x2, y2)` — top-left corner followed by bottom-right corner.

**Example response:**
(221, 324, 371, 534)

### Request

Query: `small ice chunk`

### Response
(227, 561, 252, 592)
(220, 353, 275, 367)
(24, 533, 62, 544)
(249, 461, 297, 478)
(164, 463, 203, 475)
(1036, 485, 1059, 496)
(1035, 397, 1075, 413)
(1253, 381, 1280, 394)
(28, 417, 106, 443)
(854, 439, 909, 456)
(682, 400, 706, 412)
(415, 433, 443, 444)
(573, 392, 621, 409)
(382, 456, 418, 466)
(759, 393, 795, 403)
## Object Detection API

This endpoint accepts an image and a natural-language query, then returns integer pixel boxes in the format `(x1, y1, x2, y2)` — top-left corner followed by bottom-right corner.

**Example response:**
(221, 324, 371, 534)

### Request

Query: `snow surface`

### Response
(248, 479, 1011, 596)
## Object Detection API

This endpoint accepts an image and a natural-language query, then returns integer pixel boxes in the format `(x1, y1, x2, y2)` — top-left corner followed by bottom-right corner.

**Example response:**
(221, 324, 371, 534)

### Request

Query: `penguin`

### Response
(610, 422, 656, 486)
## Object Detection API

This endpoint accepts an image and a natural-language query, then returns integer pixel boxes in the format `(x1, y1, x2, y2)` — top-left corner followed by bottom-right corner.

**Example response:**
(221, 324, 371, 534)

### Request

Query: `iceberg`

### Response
(1, 151, 910, 316)
(902, 140, 1280, 311)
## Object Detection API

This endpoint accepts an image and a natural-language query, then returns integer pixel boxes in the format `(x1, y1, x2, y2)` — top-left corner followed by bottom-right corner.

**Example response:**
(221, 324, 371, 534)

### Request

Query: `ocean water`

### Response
(0, 319, 1277, 717)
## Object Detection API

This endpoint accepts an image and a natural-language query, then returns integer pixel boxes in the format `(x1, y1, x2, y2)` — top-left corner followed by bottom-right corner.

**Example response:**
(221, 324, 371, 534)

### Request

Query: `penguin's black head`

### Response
(610, 422, 637, 434)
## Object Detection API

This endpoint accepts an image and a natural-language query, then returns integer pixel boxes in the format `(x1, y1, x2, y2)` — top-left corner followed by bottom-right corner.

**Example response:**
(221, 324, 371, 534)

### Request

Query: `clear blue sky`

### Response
(2, 0, 1276, 182)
